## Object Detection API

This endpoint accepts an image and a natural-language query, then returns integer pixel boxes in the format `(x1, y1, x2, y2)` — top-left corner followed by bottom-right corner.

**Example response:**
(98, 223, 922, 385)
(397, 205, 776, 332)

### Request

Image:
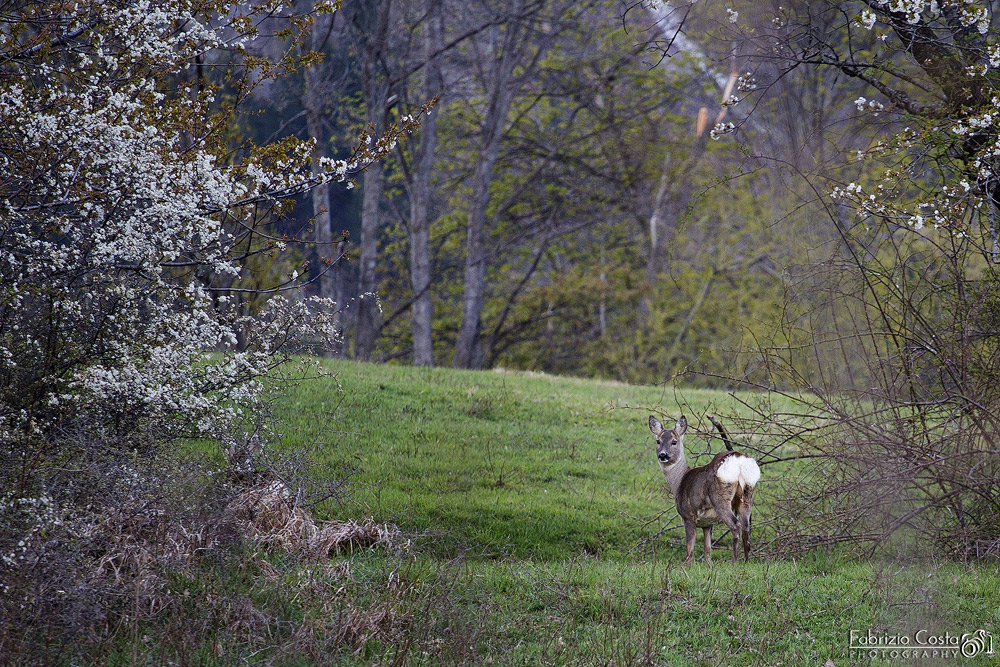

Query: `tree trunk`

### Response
(453, 3, 524, 369)
(641, 155, 672, 320)
(599, 236, 608, 337)
(352, 0, 393, 362)
(665, 266, 715, 376)
(640, 129, 709, 322)
(299, 7, 343, 355)
(355, 159, 384, 361)
(408, 0, 442, 367)
(304, 70, 334, 304)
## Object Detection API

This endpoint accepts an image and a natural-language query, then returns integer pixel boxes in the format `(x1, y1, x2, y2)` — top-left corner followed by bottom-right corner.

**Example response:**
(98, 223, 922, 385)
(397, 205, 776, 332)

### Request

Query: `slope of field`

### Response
(281, 361, 775, 560)
(253, 360, 1000, 665)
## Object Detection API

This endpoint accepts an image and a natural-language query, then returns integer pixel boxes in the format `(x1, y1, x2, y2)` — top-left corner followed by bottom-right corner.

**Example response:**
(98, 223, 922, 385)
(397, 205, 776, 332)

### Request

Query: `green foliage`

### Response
(375, 4, 701, 370)
(370, 2, 817, 387)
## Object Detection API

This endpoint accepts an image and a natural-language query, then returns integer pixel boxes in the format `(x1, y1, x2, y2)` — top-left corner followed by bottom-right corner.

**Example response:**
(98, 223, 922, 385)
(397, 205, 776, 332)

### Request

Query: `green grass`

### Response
(316, 552, 898, 664)
(252, 360, 1000, 664)
(280, 360, 789, 560)
(146, 360, 999, 665)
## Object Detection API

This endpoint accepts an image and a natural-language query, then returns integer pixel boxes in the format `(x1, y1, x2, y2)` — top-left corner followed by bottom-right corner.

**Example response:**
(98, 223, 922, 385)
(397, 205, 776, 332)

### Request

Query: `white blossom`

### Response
(709, 121, 736, 140)
(0, 0, 415, 450)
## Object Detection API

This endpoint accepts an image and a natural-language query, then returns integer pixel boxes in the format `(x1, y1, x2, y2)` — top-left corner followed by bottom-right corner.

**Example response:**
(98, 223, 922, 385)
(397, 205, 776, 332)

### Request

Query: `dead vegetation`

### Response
(226, 478, 406, 557)
(0, 440, 408, 664)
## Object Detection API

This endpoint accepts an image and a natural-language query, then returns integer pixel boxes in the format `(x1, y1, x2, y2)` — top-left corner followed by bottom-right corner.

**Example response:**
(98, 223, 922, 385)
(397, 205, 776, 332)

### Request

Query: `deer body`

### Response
(649, 415, 760, 565)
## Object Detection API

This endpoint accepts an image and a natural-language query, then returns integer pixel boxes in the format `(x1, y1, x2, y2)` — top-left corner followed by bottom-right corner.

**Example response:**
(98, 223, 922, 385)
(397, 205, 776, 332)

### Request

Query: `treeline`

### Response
(230, 0, 866, 386)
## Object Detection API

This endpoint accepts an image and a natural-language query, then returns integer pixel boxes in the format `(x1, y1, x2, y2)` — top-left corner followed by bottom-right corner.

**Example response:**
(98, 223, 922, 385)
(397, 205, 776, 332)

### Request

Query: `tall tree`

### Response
(405, 0, 444, 366)
(348, 0, 394, 361)
(303, 6, 338, 305)
(453, 0, 581, 369)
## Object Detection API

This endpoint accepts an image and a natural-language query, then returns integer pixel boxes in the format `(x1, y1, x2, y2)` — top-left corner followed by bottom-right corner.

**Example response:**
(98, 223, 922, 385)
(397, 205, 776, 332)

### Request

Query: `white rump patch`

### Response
(716, 454, 760, 488)
(741, 457, 761, 487)
(716, 455, 742, 484)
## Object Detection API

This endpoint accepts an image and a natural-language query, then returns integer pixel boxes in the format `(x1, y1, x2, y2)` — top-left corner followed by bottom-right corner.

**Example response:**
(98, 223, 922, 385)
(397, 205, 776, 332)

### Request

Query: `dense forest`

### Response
(227, 0, 871, 386)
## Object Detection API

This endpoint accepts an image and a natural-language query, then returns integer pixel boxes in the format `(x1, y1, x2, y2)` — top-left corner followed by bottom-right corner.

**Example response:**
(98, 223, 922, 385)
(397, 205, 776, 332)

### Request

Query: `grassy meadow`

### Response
(283, 360, 752, 561)
(216, 359, 998, 665)
(119, 359, 999, 666)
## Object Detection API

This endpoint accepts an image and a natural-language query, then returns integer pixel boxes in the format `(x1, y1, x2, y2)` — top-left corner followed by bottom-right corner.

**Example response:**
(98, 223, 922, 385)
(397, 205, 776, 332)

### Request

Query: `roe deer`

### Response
(648, 415, 760, 565)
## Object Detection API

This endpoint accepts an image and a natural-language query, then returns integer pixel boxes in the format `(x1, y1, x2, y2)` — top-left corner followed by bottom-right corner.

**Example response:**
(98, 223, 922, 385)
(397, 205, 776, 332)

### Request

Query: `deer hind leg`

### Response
(730, 519, 741, 563)
(739, 486, 754, 561)
(714, 486, 743, 563)
(710, 508, 741, 563)
(684, 520, 697, 566)
(702, 526, 713, 565)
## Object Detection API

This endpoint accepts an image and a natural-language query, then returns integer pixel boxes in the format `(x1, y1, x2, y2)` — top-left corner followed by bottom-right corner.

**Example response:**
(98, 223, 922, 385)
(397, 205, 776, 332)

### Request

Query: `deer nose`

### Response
(658, 452, 668, 462)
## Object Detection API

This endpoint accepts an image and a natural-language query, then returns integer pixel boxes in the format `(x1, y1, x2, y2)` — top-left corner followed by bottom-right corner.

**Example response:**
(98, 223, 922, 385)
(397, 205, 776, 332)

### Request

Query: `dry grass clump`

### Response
(91, 506, 226, 586)
(1, 453, 404, 664)
(226, 479, 405, 558)
(226, 480, 314, 550)
(312, 518, 405, 558)
(330, 604, 400, 649)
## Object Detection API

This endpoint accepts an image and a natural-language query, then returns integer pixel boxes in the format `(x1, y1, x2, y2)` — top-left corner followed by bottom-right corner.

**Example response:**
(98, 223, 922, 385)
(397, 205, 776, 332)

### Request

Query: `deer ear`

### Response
(676, 416, 687, 435)
(648, 415, 664, 436)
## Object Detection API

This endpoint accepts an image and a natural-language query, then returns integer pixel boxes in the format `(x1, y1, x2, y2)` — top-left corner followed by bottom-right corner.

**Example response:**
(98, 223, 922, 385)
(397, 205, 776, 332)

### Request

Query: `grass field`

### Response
(282, 360, 764, 561)
(226, 359, 1000, 665)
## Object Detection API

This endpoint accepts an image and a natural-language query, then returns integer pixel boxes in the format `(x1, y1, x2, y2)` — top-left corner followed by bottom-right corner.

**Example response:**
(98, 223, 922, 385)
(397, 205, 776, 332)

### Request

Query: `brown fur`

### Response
(650, 415, 755, 565)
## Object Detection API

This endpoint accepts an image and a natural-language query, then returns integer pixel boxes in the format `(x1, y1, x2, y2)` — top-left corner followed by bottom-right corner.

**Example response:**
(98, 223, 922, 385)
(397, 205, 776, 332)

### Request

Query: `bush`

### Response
(0, 1, 412, 660)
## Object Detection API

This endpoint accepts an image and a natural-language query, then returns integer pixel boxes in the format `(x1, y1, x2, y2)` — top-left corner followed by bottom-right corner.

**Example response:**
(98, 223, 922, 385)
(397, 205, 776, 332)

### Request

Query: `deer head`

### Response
(649, 414, 687, 466)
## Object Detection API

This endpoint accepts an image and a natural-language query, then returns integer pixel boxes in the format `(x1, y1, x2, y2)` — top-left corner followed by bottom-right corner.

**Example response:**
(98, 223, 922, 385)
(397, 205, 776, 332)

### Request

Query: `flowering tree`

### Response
(0, 0, 417, 475)
(729, 0, 1000, 248)
(711, 0, 1000, 558)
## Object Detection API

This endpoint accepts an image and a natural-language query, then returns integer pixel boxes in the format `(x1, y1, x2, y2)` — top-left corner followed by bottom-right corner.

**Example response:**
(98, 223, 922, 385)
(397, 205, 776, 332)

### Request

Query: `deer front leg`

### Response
(683, 520, 696, 566)
(702, 526, 713, 565)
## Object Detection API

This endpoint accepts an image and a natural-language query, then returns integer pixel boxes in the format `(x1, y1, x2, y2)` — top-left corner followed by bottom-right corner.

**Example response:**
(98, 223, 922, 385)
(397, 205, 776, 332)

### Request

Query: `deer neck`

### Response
(660, 452, 689, 496)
